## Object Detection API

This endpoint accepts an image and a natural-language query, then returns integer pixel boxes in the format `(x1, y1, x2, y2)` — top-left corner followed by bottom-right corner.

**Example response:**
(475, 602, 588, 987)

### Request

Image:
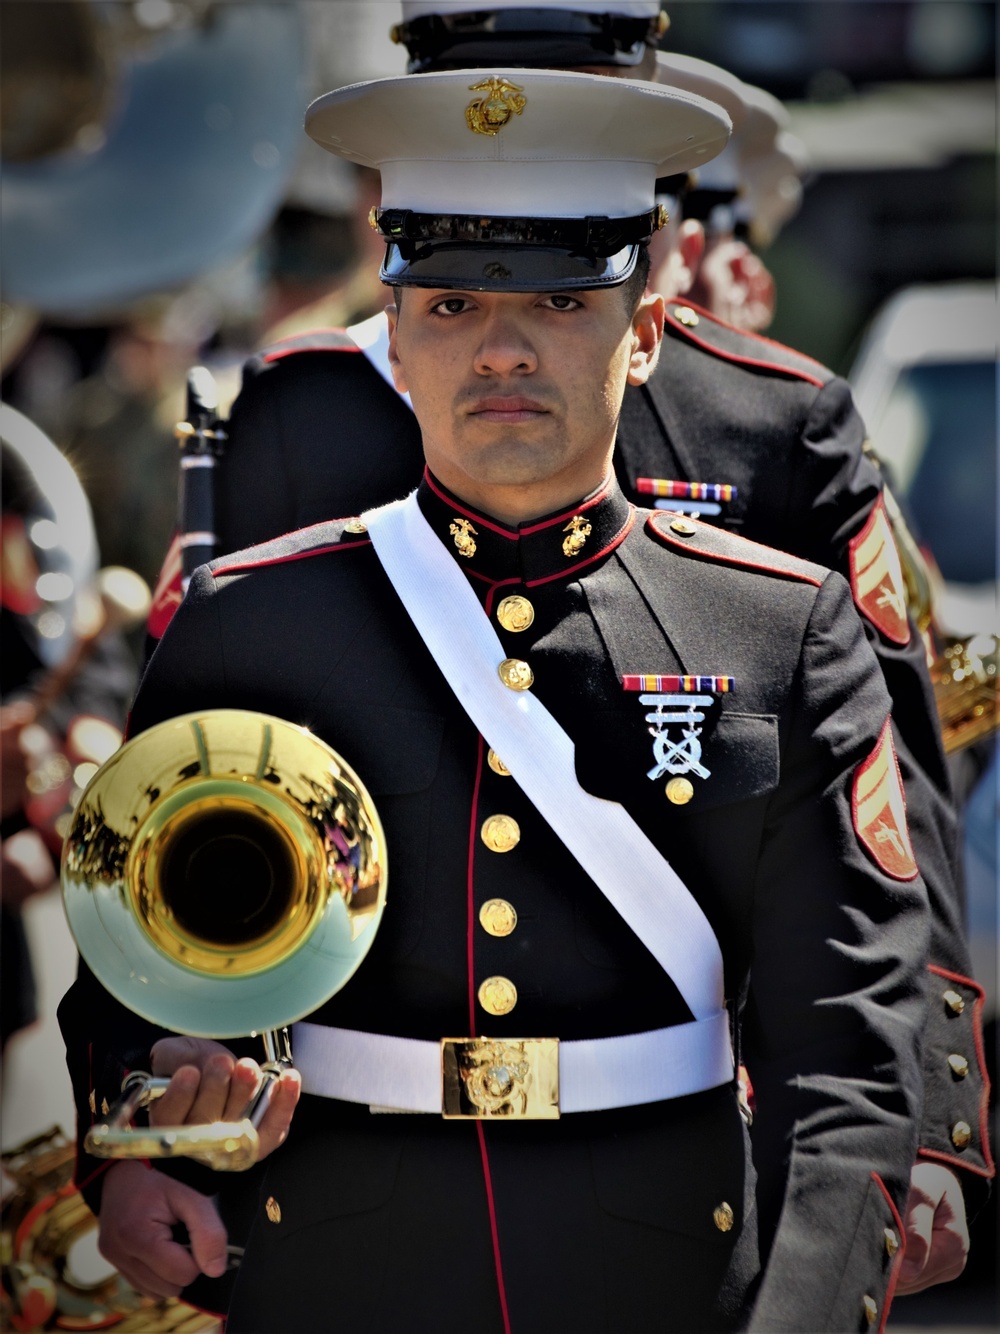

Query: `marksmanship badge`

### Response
(622, 675, 734, 784)
(466, 78, 527, 136)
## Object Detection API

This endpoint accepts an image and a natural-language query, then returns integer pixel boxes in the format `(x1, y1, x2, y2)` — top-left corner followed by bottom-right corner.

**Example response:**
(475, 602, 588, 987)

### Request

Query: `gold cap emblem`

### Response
(562, 515, 592, 558)
(478, 975, 518, 1015)
(487, 749, 512, 777)
(497, 595, 535, 632)
(481, 814, 521, 853)
(465, 77, 527, 137)
(480, 899, 518, 937)
(713, 1202, 734, 1232)
(450, 517, 478, 557)
(498, 657, 534, 691)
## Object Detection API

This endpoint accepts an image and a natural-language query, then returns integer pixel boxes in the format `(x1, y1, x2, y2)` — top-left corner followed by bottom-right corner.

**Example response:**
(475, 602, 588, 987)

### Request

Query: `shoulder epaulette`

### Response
(211, 516, 371, 576)
(663, 301, 832, 388)
(646, 510, 826, 586)
(254, 328, 363, 366)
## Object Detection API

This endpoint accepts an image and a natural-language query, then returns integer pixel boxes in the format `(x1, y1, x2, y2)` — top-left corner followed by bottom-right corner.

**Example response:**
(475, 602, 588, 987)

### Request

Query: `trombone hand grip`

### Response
(84, 1071, 266, 1173)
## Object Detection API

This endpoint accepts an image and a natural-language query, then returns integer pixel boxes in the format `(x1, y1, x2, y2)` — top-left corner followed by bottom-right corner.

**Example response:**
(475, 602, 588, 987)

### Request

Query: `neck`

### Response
(425, 451, 615, 526)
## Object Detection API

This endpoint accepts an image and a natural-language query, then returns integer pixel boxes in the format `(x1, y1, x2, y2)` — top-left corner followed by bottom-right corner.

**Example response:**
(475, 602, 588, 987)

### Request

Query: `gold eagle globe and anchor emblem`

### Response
(449, 517, 478, 557)
(465, 77, 527, 136)
(562, 515, 592, 558)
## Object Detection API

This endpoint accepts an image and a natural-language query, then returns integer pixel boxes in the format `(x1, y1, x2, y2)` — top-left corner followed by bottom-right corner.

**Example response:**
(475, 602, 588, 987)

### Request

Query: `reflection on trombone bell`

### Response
(60, 709, 387, 1171)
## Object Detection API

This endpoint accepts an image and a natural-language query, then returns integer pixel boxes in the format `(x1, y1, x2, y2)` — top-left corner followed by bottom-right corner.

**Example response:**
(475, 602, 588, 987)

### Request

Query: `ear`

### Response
(673, 219, 706, 296)
(385, 302, 409, 395)
(626, 291, 664, 387)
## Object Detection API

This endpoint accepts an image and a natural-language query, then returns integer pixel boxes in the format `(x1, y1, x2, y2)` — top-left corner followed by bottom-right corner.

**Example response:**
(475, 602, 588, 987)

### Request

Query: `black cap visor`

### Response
(382, 239, 639, 291)
(398, 10, 658, 72)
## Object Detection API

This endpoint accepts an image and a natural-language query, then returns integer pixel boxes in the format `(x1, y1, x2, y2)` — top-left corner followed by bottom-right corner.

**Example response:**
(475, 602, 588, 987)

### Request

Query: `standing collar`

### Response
(417, 468, 634, 586)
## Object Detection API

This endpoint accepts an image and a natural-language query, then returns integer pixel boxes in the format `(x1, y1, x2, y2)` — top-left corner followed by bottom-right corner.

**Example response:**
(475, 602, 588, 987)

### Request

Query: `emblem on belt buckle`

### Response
(441, 1038, 559, 1119)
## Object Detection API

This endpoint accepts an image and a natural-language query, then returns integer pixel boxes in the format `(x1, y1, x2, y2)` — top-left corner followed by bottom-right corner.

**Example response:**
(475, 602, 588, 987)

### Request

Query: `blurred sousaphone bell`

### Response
(61, 709, 387, 1170)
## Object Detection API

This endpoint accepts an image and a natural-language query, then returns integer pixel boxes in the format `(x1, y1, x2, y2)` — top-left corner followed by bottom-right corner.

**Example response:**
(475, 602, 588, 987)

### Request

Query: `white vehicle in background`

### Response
(850, 281, 997, 1008)
(849, 281, 997, 638)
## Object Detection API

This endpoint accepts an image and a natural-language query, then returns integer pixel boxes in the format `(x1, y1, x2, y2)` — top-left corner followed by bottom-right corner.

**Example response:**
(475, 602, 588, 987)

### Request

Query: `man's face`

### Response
(387, 284, 662, 520)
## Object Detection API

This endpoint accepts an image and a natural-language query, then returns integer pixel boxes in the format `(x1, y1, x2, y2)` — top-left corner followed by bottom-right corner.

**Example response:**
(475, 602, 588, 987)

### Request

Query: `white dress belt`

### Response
(293, 1013, 734, 1115)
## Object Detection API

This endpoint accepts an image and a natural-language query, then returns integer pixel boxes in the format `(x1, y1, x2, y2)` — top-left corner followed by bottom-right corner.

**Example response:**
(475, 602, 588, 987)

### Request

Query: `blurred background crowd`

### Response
(0, 2, 995, 1330)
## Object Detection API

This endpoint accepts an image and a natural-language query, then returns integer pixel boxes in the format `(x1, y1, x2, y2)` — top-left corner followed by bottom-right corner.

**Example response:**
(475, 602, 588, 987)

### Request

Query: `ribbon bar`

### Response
(636, 479, 737, 503)
(623, 675, 735, 693)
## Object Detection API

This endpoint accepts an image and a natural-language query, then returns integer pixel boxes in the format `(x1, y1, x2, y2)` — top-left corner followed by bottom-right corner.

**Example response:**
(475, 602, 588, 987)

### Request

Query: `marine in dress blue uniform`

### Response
(62, 68, 933, 1332)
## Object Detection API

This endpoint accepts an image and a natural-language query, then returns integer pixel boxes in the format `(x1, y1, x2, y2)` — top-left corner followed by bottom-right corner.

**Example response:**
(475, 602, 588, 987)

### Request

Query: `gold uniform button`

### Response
(344, 519, 368, 534)
(951, 1120, 972, 1150)
(265, 1196, 281, 1224)
(480, 899, 518, 937)
(863, 1295, 878, 1327)
(670, 517, 698, 537)
(100, 1099, 109, 1116)
(948, 1053, 970, 1079)
(481, 814, 521, 853)
(712, 1202, 734, 1233)
(943, 989, 965, 1015)
(498, 657, 534, 691)
(665, 777, 694, 805)
(884, 1227, 899, 1258)
(673, 305, 700, 328)
(88, 1090, 97, 1115)
(478, 976, 518, 1016)
(496, 595, 535, 633)
(487, 749, 511, 777)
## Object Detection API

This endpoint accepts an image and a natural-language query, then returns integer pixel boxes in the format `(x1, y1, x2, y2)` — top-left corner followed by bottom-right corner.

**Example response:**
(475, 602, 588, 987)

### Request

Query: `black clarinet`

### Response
(176, 366, 227, 590)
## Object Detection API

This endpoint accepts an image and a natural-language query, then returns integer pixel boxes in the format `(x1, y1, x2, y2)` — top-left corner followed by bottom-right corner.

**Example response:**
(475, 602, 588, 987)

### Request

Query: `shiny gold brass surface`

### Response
(62, 709, 387, 1170)
(344, 518, 368, 534)
(673, 306, 700, 328)
(863, 1295, 878, 1328)
(713, 1203, 734, 1233)
(441, 1038, 559, 1118)
(487, 749, 511, 777)
(480, 814, 521, 853)
(948, 1054, 970, 1079)
(665, 777, 694, 805)
(479, 899, 518, 937)
(562, 515, 592, 558)
(1, 1127, 220, 1333)
(265, 1197, 282, 1224)
(670, 518, 698, 536)
(496, 595, 535, 633)
(478, 976, 518, 1016)
(498, 658, 534, 691)
(931, 633, 997, 754)
(951, 1121, 972, 1150)
(943, 989, 965, 1015)
(884, 1228, 899, 1258)
(465, 77, 527, 136)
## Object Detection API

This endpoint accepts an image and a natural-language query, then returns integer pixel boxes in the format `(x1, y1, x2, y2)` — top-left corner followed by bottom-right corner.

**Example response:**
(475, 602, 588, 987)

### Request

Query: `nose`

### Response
(473, 306, 537, 378)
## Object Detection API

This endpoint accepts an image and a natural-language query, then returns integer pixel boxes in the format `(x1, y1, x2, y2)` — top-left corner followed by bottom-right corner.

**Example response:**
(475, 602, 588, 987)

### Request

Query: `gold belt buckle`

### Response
(441, 1037, 560, 1119)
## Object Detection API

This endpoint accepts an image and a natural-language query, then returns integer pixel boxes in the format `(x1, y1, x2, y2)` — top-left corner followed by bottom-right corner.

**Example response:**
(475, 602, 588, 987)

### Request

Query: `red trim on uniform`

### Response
(526, 507, 636, 586)
(423, 470, 520, 540)
(870, 1171, 906, 1334)
(261, 330, 361, 363)
(467, 734, 486, 1033)
(466, 568, 524, 591)
(918, 965, 996, 1178)
(646, 512, 824, 586)
(476, 1123, 513, 1334)
(519, 475, 616, 534)
(122, 710, 132, 742)
(74, 1158, 113, 1194)
(665, 300, 826, 388)
(213, 537, 370, 577)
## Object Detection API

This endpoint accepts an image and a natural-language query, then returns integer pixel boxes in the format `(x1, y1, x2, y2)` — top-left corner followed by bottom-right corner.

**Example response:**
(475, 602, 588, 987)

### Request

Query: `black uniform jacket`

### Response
(64, 475, 930, 1333)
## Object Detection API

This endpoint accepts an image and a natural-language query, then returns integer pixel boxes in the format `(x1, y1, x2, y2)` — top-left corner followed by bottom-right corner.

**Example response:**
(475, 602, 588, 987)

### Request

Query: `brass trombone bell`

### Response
(61, 710, 386, 1170)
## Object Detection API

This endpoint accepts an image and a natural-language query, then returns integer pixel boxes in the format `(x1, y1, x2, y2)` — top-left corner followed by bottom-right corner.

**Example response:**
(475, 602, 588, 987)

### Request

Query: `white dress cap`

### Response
(306, 68, 729, 218)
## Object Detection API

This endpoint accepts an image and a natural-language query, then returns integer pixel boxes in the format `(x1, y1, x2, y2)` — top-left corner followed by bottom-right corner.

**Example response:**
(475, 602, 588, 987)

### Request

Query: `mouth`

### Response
(467, 397, 549, 424)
